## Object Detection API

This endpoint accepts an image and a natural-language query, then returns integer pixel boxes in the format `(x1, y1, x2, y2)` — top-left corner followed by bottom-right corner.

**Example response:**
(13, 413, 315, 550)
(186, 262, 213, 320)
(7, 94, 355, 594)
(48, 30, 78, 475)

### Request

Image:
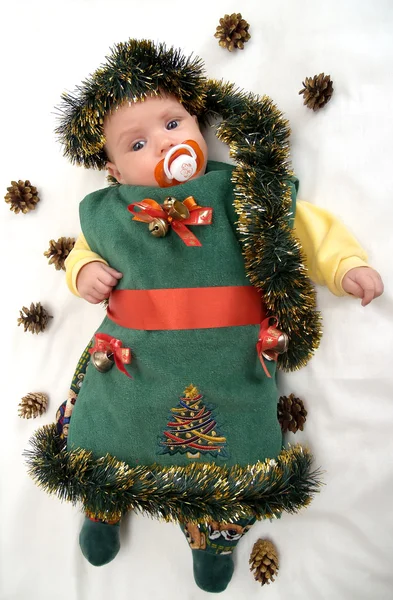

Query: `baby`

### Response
(28, 39, 383, 594)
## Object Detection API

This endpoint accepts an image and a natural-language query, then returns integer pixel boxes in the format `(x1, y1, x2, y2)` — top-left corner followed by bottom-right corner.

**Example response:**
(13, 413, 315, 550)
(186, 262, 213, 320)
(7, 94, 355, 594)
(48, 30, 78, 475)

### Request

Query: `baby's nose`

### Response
(159, 136, 174, 155)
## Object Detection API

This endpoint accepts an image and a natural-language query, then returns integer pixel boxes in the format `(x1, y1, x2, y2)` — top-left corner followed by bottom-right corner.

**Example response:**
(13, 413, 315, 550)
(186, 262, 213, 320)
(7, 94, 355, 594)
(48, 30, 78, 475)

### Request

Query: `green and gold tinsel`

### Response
(25, 425, 321, 523)
(55, 39, 322, 370)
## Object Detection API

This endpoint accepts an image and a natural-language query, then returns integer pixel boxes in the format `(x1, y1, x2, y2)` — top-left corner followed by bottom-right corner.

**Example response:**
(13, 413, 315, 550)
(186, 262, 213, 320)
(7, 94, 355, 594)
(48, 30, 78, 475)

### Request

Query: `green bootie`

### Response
(79, 518, 121, 566)
(192, 550, 235, 593)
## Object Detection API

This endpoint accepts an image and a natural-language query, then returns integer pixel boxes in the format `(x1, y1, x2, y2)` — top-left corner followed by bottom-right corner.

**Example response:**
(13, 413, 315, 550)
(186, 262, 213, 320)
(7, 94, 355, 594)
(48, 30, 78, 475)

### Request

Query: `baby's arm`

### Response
(294, 201, 383, 305)
(65, 234, 122, 304)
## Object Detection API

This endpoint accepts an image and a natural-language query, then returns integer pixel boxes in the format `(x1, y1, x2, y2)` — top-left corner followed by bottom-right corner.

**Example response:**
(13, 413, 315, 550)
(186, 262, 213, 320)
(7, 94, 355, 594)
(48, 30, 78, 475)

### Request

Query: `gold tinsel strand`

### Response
(278, 394, 307, 433)
(18, 393, 48, 419)
(17, 302, 52, 334)
(44, 237, 76, 271)
(214, 13, 251, 52)
(299, 73, 334, 111)
(4, 180, 40, 214)
(249, 539, 279, 585)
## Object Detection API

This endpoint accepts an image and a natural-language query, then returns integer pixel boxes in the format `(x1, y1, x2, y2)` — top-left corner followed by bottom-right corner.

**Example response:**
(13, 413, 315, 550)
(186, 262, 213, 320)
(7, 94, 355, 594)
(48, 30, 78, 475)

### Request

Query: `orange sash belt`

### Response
(107, 286, 265, 330)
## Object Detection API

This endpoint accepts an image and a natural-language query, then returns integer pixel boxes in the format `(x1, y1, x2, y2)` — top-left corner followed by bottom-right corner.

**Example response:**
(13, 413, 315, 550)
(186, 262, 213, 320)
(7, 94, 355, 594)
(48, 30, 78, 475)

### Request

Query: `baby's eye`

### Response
(132, 140, 146, 152)
(166, 120, 179, 130)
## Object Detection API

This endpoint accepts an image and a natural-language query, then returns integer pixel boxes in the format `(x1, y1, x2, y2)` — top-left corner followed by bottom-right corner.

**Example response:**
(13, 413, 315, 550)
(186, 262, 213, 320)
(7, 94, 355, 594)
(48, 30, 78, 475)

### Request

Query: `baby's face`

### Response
(104, 95, 208, 186)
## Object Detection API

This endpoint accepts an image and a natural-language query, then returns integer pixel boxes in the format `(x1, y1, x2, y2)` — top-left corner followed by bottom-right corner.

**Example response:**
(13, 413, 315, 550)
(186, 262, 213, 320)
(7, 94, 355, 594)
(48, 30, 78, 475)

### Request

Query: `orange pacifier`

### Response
(154, 140, 205, 188)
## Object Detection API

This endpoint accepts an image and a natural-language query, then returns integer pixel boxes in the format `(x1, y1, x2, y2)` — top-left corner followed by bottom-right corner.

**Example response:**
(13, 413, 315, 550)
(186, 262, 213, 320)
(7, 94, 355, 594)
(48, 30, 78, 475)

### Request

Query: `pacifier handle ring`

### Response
(163, 144, 197, 180)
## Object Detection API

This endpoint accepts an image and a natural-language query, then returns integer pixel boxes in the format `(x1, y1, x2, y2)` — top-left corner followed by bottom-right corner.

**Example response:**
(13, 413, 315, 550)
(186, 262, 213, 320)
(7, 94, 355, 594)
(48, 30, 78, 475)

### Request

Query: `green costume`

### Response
(69, 162, 302, 589)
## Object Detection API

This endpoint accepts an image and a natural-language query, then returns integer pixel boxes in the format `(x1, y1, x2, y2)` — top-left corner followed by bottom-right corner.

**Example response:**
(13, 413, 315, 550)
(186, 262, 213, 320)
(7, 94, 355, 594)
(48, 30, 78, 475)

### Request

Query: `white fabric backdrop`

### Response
(1, 1, 392, 598)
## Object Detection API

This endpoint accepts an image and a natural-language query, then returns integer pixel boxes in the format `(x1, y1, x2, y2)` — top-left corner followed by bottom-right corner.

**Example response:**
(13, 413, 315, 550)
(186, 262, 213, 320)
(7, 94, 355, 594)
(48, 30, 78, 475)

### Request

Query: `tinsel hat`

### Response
(56, 39, 207, 170)
(56, 38, 322, 371)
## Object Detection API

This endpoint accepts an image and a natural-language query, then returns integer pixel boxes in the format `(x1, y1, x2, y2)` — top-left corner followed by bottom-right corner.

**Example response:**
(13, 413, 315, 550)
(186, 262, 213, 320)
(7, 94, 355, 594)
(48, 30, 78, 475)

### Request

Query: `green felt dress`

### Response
(67, 161, 297, 471)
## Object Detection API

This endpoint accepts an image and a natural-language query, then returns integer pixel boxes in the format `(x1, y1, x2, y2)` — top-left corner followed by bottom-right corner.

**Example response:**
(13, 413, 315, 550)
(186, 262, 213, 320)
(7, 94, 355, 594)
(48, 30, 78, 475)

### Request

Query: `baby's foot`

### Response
(79, 517, 121, 566)
(192, 550, 235, 593)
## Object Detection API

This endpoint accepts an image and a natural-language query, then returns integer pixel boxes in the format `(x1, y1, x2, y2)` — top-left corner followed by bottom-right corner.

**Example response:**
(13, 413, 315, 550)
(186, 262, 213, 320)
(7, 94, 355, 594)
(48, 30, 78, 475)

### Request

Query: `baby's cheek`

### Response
(121, 158, 158, 187)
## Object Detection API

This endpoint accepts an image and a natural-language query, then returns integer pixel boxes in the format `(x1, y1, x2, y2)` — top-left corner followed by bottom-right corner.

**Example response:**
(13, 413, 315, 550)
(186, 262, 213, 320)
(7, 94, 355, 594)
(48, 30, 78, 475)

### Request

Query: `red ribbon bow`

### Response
(256, 317, 285, 378)
(128, 196, 212, 246)
(90, 333, 132, 378)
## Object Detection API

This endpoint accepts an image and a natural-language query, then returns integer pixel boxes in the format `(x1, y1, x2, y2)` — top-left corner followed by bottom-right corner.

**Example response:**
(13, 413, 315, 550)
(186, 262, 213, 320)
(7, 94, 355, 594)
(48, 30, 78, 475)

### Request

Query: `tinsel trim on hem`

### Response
(25, 424, 322, 524)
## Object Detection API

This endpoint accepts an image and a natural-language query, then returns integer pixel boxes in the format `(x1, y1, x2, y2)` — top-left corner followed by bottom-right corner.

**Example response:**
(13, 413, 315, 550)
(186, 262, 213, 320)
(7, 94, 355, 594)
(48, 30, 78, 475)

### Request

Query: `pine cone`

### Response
(4, 180, 40, 214)
(44, 236, 76, 271)
(278, 393, 307, 433)
(18, 392, 48, 419)
(250, 539, 279, 585)
(17, 302, 52, 334)
(214, 13, 251, 52)
(299, 73, 334, 111)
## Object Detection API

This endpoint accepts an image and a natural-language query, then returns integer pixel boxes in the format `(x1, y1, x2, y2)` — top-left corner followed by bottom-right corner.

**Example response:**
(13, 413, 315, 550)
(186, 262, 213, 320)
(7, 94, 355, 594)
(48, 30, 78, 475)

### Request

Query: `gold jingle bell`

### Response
(262, 333, 289, 361)
(149, 217, 169, 237)
(162, 196, 190, 220)
(91, 351, 114, 372)
(276, 332, 289, 354)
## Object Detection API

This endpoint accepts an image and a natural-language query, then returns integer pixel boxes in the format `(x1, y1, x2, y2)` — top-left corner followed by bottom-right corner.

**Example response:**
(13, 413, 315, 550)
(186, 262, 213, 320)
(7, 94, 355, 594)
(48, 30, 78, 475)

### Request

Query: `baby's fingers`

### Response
(359, 274, 380, 306)
(361, 286, 374, 307)
(373, 273, 384, 298)
(84, 293, 103, 304)
(94, 280, 113, 296)
(98, 264, 123, 287)
(342, 278, 364, 299)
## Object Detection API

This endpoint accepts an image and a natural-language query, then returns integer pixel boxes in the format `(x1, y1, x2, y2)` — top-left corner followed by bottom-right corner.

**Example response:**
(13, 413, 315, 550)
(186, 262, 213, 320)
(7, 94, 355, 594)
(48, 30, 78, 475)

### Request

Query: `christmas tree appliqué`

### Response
(159, 385, 228, 459)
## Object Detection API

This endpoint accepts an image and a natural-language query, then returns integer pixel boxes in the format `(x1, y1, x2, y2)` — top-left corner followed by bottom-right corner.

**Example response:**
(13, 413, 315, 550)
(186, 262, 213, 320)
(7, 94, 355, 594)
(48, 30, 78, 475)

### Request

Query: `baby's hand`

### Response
(342, 266, 384, 307)
(76, 261, 123, 304)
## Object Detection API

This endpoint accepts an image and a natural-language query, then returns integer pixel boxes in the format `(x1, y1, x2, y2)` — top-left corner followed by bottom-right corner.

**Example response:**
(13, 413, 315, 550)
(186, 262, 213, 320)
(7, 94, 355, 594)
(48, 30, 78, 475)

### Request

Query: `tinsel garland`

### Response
(25, 424, 321, 523)
(200, 80, 323, 370)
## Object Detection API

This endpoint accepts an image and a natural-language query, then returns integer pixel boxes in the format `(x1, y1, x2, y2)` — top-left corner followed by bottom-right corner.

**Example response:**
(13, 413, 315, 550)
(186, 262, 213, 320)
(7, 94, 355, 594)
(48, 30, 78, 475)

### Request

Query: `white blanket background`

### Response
(1, 1, 392, 598)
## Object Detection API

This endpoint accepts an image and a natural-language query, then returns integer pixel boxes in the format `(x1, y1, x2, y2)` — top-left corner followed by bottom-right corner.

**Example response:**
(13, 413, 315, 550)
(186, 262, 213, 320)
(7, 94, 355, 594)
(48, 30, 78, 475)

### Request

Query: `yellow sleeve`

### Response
(294, 200, 369, 296)
(64, 233, 108, 297)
